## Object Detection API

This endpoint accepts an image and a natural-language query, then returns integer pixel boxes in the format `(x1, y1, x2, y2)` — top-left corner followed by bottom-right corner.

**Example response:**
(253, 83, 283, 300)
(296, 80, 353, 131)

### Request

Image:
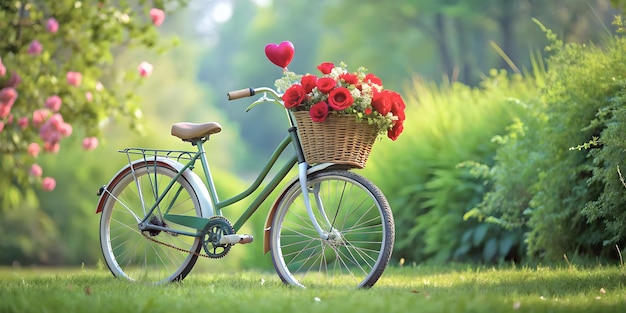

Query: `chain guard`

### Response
(201, 216, 235, 258)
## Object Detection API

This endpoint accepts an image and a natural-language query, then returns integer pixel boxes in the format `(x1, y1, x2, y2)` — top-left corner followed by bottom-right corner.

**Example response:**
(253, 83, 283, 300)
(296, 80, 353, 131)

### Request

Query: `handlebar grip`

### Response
(227, 88, 256, 100)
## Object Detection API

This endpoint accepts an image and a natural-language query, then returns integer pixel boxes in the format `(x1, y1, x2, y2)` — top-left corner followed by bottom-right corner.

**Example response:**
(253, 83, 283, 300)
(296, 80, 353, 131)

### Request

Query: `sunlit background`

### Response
(2, 0, 624, 271)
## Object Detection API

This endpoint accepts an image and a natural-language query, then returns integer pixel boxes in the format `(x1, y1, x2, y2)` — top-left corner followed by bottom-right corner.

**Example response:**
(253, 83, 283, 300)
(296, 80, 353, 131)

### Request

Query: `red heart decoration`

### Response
(265, 41, 294, 68)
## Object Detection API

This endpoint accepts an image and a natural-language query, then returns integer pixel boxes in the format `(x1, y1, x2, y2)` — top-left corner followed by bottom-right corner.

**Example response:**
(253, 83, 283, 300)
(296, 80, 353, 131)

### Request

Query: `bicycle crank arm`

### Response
(219, 234, 254, 245)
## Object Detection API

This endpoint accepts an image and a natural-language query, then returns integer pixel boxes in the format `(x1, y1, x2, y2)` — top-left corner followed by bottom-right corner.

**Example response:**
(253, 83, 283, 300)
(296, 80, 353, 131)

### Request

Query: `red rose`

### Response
(390, 91, 406, 122)
(365, 73, 383, 86)
(387, 120, 404, 141)
(282, 84, 306, 109)
(339, 73, 358, 85)
(328, 87, 353, 111)
(301, 74, 318, 94)
(309, 101, 329, 122)
(317, 62, 334, 74)
(371, 90, 392, 115)
(316, 77, 336, 94)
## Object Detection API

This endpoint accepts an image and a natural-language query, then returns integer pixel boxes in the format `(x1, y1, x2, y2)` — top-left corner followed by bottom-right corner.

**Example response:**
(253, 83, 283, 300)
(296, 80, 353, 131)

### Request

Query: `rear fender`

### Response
(95, 157, 214, 218)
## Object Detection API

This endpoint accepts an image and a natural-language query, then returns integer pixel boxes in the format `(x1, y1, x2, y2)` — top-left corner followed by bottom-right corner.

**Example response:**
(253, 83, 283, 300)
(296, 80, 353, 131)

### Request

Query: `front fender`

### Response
(263, 163, 344, 254)
(96, 157, 214, 218)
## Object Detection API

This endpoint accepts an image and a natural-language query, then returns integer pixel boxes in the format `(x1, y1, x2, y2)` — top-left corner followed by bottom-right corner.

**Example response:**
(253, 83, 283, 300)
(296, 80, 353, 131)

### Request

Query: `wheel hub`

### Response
(147, 216, 167, 236)
(325, 228, 344, 245)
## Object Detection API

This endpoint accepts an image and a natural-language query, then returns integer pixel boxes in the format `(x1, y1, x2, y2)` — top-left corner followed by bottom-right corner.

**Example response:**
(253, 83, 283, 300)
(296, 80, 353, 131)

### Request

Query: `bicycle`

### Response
(96, 86, 395, 288)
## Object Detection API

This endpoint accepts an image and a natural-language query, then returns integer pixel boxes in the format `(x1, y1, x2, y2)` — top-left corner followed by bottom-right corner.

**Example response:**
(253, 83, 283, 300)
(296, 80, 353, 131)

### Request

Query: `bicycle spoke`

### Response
(105, 189, 143, 223)
(100, 161, 202, 284)
(271, 170, 394, 288)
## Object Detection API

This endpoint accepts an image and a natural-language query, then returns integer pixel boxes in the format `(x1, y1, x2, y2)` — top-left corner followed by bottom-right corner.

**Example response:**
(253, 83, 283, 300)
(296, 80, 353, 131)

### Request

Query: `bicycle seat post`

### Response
(194, 140, 220, 214)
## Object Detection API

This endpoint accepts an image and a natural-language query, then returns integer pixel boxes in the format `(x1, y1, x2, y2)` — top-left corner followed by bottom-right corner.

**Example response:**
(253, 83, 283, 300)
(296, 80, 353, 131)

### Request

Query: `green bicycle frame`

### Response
(210, 127, 302, 232)
(137, 124, 305, 236)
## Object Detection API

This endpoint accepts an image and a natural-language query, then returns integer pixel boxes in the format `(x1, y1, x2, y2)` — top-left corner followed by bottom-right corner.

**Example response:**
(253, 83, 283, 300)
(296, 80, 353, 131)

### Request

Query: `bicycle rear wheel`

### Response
(99, 160, 202, 284)
(269, 169, 394, 288)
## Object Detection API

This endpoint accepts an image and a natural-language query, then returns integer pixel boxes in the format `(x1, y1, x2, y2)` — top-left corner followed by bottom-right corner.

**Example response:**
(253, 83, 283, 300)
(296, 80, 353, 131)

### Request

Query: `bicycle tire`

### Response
(269, 169, 394, 288)
(99, 160, 202, 284)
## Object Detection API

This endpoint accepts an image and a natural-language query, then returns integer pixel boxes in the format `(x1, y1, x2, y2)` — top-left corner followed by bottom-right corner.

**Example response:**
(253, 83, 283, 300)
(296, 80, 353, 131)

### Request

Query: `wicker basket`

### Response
(293, 111, 378, 169)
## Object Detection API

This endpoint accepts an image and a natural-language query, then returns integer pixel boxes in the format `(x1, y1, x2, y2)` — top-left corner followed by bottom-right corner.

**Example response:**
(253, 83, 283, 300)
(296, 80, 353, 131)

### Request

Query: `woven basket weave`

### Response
(293, 111, 378, 169)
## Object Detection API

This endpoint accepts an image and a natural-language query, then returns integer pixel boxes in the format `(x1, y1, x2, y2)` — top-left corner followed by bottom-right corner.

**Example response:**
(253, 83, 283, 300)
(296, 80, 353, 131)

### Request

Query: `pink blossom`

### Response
(40, 124, 63, 143)
(0, 87, 18, 106)
(150, 8, 165, 26)
(39, 113, 72, 146)
(0, 57, 6, 77)
(0, 87, 17, 118)
(82, 137, 99, 151)
(43, 141, 60, 153)
(18, 117, 28, 129)
(42, 177, 56, 191)
(46, 18, 59, 33)
(30, 163, 43, 177)
(86, 91, 93, 102)
(66, 71, 82, 87)
(5, 71, 21, 88)
(32, 109, 51, 126)
(95, 82, 104, 91)
(137, 61, 153, 77)
(45, 95, 62, 111)
(59, 122, 72, 136)
(27, 40, 43, 55)
(0, 104, 10, 118)
(27, 142, 41, 157)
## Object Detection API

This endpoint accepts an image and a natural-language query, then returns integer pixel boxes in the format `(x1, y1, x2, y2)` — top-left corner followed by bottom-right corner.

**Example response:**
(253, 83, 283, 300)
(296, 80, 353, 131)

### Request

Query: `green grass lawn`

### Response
(1, 263, 625, 313)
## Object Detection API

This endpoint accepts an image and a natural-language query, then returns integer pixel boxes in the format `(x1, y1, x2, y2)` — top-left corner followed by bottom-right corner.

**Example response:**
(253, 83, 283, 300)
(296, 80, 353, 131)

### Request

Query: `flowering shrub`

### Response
(0, 1, 179, 199)
(276, 62, 406, 140)
(0, 0, 189, 266)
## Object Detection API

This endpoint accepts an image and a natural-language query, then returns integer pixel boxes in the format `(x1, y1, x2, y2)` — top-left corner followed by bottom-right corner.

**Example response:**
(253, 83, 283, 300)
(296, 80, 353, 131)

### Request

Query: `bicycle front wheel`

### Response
(269, 169, 394, 288)
(99, 160, 202, 284)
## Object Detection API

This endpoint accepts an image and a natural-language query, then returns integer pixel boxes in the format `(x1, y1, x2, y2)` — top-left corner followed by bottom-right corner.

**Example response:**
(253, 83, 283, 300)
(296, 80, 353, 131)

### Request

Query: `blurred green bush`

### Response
(383, 20, 626, 264)
(366, 68, 539, 263)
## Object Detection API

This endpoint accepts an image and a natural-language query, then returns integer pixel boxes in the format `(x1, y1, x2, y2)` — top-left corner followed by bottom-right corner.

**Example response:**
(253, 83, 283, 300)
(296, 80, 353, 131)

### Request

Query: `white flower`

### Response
(137, 61, 153, 77)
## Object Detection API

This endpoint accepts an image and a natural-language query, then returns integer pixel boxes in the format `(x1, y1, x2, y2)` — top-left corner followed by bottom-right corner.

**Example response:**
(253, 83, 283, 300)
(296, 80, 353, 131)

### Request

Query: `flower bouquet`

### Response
(273, 60, 406, 168)
(263, 40, 405, 167)
(276, 62, 406, 141)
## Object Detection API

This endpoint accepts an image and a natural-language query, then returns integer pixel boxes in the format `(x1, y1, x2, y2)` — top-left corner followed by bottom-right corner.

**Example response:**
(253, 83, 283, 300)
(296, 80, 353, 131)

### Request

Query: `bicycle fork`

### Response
(297, 163, 333, 240)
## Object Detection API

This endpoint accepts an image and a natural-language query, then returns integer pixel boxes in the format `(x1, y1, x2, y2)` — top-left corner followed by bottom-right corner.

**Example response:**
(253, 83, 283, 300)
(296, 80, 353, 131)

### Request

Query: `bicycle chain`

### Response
(141, 216, 234, 259)
(142, 233, 217, 259)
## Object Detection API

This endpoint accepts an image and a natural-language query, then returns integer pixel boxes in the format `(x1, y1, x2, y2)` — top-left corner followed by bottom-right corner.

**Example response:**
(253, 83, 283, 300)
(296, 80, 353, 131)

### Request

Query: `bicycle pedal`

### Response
(219, 234, 254, 245)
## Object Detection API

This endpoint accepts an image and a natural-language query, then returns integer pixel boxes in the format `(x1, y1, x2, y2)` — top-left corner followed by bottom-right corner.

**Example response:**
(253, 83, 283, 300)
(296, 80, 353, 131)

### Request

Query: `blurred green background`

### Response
(3, 0, 626, 271)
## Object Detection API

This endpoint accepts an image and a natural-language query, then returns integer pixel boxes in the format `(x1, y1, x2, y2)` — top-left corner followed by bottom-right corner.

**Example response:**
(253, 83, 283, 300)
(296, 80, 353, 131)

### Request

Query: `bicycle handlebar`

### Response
(227, 87, 283, 102)
(227, 88, 256, 100)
